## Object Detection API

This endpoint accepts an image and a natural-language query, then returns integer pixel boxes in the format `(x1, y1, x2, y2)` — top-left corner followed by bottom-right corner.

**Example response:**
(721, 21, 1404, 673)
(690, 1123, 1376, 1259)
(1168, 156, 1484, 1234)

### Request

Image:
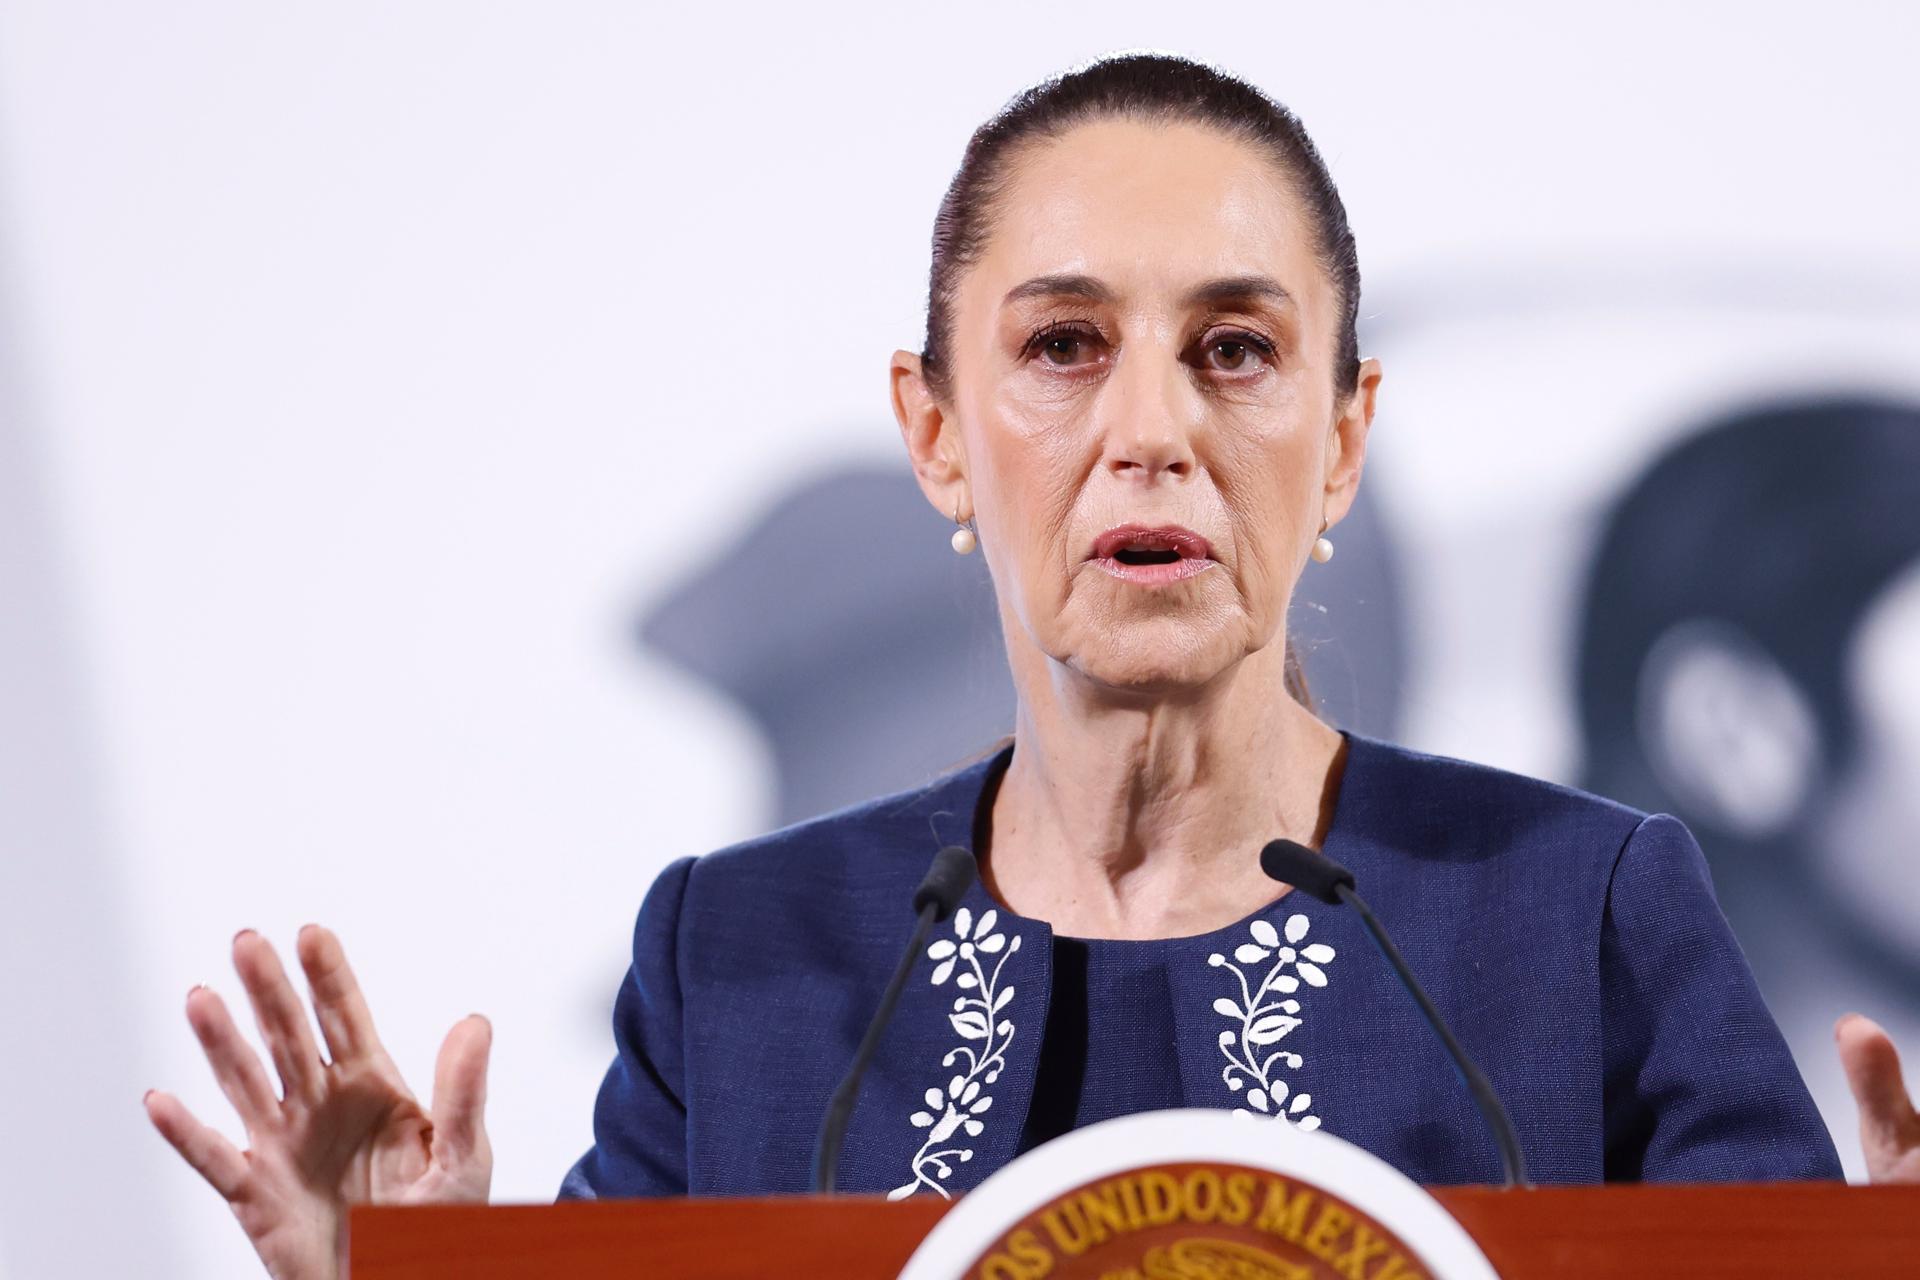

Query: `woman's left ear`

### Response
(891, 349, 969, 519)
(1323, 356, 1382, 527)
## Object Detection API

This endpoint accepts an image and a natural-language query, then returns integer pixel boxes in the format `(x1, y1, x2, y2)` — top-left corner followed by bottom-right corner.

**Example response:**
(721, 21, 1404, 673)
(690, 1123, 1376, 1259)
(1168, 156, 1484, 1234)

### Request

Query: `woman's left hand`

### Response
(1836, 1012, 1920, 1183)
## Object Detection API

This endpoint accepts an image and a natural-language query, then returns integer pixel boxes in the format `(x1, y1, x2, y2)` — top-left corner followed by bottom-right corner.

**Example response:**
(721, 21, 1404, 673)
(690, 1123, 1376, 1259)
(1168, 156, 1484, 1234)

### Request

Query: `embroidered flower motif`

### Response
(887, 905, 1020, 1200)
(1208, 912, 1335, 1130)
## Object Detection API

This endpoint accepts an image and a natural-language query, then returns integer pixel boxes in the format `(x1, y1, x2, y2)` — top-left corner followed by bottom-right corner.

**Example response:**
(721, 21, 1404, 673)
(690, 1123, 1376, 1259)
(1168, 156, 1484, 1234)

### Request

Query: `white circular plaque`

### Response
(898, 1108, 1502, 1280)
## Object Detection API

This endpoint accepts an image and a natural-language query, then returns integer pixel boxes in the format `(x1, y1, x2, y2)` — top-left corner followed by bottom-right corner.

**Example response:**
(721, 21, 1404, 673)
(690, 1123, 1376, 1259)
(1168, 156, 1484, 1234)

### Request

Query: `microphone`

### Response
(1260, 838, 1530, 1188)
(812, 844, 976, 1194)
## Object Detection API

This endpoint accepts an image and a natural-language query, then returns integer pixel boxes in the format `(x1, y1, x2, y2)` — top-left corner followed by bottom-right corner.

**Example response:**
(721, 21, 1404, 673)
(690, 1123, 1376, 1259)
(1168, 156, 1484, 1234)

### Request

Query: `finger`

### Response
(183, 985, 281, 1131)
(145, 1088, 250, 1200)
(1835, 1012, 1916, 1135)
(296, 923, 393, 1069)
(430, 1014, 493, 1169)
(232, 929, 326, 1101)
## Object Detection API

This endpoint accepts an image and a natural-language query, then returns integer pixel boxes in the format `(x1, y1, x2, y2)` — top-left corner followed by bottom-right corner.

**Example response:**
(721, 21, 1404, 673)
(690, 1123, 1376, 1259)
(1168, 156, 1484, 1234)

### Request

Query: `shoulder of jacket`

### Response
(1346, 730, 1652, 857)
(682, 756, 994, 896)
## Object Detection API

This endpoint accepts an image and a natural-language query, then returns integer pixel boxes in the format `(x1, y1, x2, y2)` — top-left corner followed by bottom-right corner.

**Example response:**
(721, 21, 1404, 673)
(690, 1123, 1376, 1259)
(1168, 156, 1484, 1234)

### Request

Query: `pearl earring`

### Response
(1311, 522, 1334, 563)
(950, 501, 977, 555)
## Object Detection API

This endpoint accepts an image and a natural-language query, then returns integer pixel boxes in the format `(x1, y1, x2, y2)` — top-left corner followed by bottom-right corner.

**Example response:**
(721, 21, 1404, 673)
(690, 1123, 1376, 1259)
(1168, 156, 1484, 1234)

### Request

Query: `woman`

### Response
(145, 52, 1920, 1278)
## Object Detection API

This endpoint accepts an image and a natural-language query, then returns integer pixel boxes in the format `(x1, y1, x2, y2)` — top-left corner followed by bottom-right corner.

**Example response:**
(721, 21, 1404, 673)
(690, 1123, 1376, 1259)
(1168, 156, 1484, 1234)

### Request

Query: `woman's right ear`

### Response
(890, 349, 967, 514)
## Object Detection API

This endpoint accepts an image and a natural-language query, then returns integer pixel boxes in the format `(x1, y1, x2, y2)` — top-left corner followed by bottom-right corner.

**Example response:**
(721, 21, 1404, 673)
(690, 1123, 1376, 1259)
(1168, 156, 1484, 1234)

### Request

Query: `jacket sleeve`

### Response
(557, 855, 697, 1199)
(1599, 813, 1841, 1181)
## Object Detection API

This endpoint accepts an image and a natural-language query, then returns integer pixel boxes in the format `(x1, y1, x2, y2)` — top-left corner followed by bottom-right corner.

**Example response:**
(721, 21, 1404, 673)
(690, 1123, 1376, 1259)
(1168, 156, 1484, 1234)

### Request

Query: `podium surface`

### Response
(352, 1184, 1919, 1278)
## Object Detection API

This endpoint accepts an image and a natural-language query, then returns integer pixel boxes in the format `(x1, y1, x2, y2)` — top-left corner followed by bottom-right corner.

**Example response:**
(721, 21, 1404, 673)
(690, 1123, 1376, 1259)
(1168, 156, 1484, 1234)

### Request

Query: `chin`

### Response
(1066, 619, 1245, 695)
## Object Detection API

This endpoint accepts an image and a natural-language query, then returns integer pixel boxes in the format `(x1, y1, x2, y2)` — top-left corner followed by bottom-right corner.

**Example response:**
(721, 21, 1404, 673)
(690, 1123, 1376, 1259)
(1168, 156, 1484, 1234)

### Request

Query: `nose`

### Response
(1097, 344, 1199, 484)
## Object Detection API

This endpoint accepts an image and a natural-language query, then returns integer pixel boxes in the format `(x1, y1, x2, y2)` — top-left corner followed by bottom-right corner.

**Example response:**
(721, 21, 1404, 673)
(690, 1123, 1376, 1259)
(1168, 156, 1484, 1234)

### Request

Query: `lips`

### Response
(1089, 523, 1216, 585)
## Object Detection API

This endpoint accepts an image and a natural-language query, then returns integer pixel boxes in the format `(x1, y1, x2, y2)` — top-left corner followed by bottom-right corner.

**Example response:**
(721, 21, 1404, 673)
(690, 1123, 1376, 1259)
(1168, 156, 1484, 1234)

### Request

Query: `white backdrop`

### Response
(1, 4, 1917, 1276)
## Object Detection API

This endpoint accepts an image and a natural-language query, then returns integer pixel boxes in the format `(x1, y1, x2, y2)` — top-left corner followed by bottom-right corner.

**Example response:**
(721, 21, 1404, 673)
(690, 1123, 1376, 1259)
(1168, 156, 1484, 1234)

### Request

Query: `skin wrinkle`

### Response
(892, 117, 1379, 940)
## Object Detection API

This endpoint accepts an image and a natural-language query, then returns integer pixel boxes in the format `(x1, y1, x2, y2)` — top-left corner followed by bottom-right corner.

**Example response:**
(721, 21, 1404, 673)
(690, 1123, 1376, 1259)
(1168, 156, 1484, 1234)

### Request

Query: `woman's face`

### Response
(895, 117, 1378, 696)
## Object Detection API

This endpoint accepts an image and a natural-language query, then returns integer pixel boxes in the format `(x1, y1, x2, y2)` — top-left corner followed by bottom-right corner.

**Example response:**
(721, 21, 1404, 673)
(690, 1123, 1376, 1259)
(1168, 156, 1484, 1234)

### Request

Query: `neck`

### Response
(985, 639, 1348, 941)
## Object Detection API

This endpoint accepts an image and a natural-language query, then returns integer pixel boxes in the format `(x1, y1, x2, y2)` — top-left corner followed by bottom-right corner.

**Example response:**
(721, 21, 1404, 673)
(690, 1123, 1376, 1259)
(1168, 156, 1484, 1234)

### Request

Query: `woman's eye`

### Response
(1027, 324, 1102, 368)
(1042, 334, 1083, 364)
(1204, 332, 1273, 372)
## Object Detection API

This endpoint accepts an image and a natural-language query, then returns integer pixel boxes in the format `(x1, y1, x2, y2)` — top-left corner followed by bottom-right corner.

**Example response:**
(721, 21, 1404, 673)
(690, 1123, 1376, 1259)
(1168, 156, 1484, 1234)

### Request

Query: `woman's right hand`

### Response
(144, 925, 493, 1280)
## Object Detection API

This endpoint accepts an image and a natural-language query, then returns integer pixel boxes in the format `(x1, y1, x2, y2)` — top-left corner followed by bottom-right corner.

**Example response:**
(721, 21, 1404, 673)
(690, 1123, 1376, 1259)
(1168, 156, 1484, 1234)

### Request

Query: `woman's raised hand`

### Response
(143, 925, 493, 1280)
(1836, 1012, 1920, 1183)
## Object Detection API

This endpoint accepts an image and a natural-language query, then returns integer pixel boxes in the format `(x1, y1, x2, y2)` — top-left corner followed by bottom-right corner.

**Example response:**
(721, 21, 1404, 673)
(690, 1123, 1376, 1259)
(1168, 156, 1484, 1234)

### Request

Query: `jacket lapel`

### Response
(1170, 890, 1347, 1132)
(833, 874, 1053, 1199)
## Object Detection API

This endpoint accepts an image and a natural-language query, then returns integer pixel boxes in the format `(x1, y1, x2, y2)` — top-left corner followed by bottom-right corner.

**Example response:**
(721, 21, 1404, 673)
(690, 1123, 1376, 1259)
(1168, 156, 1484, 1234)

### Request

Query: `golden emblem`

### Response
(1138, 1237, 1313, 1280)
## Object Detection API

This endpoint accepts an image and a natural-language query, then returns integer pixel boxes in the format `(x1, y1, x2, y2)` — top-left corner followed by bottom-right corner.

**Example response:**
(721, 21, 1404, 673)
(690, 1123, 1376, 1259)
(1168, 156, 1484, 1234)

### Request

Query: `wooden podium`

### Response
(351, 1184, 1920, 1277)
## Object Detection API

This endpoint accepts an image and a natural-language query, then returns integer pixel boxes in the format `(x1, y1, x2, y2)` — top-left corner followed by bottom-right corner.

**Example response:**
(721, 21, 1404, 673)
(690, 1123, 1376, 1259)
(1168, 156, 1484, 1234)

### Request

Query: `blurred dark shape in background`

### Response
(639, 460, 1407, 825)
(1577, 394, 1920, 1005)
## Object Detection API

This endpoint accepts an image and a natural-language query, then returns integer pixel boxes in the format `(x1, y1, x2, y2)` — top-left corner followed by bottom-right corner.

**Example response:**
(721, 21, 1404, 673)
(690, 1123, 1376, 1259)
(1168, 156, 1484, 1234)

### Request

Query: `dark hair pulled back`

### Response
(919, 51, 1362, 407)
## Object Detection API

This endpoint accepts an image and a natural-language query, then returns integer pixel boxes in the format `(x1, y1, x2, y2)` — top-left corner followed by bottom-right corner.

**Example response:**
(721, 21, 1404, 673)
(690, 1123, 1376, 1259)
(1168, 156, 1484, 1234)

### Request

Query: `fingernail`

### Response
(232, 927, 257, 945)
(142, 1089, 155, 1106)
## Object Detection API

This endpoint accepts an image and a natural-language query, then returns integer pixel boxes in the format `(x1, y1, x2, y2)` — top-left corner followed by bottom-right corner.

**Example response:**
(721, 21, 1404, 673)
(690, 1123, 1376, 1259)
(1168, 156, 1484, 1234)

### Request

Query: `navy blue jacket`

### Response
(558, 729, 1841, 1199)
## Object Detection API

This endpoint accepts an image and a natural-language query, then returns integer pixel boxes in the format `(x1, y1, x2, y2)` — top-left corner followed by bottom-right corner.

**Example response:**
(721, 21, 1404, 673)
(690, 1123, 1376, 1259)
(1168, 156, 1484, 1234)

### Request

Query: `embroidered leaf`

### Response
(993, 986, 1015, 1012)
(925, 1087, 944, 1109)
(950, 1010, 991, 1040)
(938, 1165, 953, 1179)
(961, 1079, 980, 1104)
(1009, 935, 1022, 953)
(975, 909, 998, 939)
(961, 1149, 973, 1161)
(1207, 952, 1226, 967)
(956, 972, 978, 989)
(1280, 999, 1301, 1014)
(1224, 1072, 1243, 1089)
(1291, 1093, 1312, 1114)
(954, 907, 972, 939)
(1218, 1029, 1236, 1047)
(948, 1074, 965, 1099)
(1298, 1115, 1322, 1132)
(1303, 943, 1335, 964)
(928, 939, 956, 960)
(964, 1119, 985, 1137)
(1296, 962, 1328, 988)
(1269, 1079, 1289, 1104)
(1249, 919, 1280, 948)
(887, 1182, 920, 1201)
(986, 1069, 1001, 1083)
(910, 1110, 937, 1127)
(1247, 1087, 1270, 1112)
(931, 959, 955, 986)
(997, 1019, 1013, 1036)
(1247, 1014, 1301, 1045)
(1212, 997, 1242, 1019)
(977, 933, 1005, 953)
(1233, 944, 1271, 964)
(1274, 974, 1300, 994)
(1282, 1052, 1303, 1069)
(1285, 914, 1310, 944)
(970, 1095, 992, 1114)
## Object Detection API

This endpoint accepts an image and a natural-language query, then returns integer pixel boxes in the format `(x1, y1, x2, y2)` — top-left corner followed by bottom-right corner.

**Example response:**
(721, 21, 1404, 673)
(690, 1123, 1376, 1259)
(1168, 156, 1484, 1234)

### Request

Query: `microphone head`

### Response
(913, 845, 977, 921)
(1259, 838, 1356, 905)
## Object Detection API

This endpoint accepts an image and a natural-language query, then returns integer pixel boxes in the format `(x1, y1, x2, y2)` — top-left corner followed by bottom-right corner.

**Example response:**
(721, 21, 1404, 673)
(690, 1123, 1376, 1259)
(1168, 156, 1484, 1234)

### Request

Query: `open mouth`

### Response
(1089, 524, 1215, 585)
(1114, 546, 1183, 566)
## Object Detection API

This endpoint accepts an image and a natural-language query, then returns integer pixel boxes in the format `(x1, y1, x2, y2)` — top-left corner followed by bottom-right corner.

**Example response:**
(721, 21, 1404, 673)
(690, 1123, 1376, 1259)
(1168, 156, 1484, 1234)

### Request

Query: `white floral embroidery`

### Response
(1208, 913, 1335, 1129)
(887, 905, 1020, 1200)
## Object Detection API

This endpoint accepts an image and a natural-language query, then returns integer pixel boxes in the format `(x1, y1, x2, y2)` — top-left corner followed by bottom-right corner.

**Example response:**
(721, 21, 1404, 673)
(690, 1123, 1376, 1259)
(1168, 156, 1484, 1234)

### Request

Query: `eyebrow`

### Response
(1000, 272, 1294, 310)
